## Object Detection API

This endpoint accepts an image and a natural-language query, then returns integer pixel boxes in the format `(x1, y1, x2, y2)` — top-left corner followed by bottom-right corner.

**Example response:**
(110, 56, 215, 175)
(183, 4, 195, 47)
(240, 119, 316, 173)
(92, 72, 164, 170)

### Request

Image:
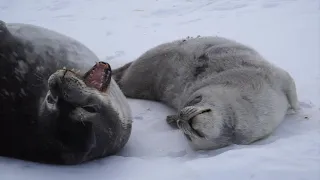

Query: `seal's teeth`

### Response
(62, 66, 66, 70)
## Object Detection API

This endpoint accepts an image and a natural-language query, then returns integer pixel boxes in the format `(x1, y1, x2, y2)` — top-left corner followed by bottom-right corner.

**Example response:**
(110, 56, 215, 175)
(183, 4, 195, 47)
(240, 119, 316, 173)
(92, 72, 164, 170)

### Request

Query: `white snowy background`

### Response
(0, 0, 319, 179)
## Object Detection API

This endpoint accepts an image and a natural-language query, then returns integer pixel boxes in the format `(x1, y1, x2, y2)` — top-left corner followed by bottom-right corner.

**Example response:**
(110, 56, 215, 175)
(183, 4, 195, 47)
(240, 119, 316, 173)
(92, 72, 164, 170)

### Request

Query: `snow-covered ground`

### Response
(0, 0, 319, 179)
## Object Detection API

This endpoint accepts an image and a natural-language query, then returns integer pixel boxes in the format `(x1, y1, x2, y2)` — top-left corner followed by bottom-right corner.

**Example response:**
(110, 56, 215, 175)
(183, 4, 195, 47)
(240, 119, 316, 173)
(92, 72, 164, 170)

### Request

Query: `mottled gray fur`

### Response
(42, 69, 132, 164)
(0, 20, 132, 165)
(113, 36, 298, 150)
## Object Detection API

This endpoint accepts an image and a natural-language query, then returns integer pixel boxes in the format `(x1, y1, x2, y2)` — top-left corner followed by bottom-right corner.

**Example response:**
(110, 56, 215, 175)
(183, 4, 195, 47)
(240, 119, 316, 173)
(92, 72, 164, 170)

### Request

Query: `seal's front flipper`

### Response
(166, 114, 179, 128)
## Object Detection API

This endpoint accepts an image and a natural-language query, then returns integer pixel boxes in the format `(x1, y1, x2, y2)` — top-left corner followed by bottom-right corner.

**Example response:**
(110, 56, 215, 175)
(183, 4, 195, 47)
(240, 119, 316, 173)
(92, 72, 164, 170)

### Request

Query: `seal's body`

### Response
(113, 36, 298, 150)
(0, 21, 132, 164)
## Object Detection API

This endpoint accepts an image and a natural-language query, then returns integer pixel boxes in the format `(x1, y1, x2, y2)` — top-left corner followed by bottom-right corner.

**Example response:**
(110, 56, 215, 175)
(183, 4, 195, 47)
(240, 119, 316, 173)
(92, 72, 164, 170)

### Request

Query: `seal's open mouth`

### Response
(83, 61, 112, 92)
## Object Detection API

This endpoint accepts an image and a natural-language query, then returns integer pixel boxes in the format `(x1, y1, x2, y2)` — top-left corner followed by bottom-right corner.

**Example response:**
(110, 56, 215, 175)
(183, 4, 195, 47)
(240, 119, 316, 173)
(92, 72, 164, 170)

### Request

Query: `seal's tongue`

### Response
(83, 61, 112, 92)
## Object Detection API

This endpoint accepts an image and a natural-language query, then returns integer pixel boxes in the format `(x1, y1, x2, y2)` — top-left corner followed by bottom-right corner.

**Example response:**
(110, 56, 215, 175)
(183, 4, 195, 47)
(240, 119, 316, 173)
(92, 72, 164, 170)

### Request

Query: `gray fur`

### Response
(41, 69, 132, 164)
(0, 20, 132, 165)
(113, 36, 298, 150)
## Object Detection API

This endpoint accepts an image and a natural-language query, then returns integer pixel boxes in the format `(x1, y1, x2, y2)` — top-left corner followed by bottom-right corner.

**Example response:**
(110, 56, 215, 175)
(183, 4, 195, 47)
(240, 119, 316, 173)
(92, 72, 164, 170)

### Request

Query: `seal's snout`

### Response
(48, 69, 81, 97)
(189, 111, 212, 137)
(167, 106, 212, 139)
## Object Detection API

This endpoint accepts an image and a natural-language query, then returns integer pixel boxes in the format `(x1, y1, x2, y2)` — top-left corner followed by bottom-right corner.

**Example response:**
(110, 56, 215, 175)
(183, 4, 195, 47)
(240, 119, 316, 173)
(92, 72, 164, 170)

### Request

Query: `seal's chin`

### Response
(167, 106, 211, 139)
(83, 61, 112, 92)
(182, 108, 212, 139)
(188, 110, 212, 138)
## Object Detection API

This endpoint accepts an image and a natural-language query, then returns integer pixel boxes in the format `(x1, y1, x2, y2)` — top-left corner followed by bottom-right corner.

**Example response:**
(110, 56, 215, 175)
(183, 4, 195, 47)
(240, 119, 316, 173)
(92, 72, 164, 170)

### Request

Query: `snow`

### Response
(0, 0, 319, 179)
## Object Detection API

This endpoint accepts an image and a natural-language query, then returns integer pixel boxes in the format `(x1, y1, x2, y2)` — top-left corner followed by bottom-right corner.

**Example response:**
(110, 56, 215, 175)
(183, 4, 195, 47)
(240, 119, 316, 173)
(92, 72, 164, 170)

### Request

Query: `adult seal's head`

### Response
(0, 20, 132, 165)
(39, 62, 132, 164)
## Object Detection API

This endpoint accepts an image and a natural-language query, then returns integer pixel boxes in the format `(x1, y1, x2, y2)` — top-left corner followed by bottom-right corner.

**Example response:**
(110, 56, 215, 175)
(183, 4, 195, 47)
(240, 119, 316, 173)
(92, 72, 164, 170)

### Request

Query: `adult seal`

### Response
(0, 20, 132, 165)
(113, 36, 298, 150)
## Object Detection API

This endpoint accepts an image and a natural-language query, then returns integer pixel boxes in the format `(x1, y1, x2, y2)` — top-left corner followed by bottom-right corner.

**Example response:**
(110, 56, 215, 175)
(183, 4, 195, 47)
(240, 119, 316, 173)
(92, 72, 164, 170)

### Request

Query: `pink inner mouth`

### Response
(83, 62, 111, 92)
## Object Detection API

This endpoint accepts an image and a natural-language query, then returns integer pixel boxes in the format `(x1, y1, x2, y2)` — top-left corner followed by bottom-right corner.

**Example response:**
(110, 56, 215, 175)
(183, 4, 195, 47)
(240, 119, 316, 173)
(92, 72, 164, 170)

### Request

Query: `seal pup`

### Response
(0, 20, 132, 165)
(113, 36, 298, 150)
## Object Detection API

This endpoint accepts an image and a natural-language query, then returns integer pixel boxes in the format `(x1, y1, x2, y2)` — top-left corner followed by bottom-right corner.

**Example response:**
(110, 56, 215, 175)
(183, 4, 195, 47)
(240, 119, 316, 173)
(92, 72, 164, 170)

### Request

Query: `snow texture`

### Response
(0, 0, 319, 179)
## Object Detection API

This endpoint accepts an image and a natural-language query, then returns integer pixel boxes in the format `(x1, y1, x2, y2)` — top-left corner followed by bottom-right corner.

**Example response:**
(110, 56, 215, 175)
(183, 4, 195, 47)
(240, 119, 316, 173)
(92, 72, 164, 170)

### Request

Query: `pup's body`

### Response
(113, 36, 298, 150)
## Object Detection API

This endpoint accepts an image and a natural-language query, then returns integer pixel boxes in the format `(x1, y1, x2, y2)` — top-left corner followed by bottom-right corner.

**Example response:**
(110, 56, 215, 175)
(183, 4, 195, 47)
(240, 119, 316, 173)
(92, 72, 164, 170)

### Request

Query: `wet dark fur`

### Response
(0, 20, 130, 165)
(0, 21, 79, 164)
